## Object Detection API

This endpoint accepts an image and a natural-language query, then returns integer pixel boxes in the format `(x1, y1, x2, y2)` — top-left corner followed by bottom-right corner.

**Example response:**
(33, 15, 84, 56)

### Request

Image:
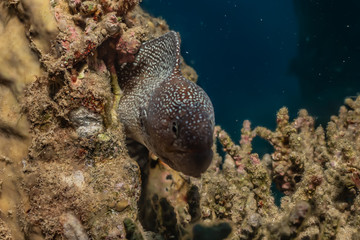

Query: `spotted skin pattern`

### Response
(117, 31, 215, 177)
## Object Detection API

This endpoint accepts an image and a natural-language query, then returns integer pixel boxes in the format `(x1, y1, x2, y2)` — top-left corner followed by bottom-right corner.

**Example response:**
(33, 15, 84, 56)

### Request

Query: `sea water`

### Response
(141, 0, 360, 205)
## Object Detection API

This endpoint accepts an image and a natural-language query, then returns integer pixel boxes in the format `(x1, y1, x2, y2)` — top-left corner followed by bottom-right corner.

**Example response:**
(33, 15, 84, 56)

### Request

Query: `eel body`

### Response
(117, 31, 215, 177)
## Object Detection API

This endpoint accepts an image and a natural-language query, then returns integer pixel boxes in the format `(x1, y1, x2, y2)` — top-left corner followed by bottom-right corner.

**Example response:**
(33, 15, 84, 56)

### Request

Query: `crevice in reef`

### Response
(48, 73, 65, 99)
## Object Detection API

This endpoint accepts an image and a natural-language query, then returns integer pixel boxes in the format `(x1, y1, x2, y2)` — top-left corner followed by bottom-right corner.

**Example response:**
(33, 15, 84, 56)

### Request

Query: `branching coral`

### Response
(255, 108, 317, 195)
(199, 122, 277, 239)
(208, 97, 360, 239)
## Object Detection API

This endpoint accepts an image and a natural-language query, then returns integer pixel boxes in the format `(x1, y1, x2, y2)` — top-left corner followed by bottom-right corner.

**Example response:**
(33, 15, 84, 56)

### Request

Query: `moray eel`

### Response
(117, 31, 215, 177)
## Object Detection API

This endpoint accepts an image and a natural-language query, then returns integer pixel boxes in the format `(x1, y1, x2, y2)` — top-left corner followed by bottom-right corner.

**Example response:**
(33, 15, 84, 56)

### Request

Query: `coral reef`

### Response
(199, 122, 277, 239)
(207, 97, 360, 239)
(0, 0, 199, 239)
(22, 74, 141, 239)
(1, 0, 360, 239)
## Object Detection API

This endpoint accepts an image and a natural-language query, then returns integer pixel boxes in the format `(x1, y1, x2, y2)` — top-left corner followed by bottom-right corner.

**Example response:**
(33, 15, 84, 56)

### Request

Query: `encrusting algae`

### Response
(1, 0, 360, 239)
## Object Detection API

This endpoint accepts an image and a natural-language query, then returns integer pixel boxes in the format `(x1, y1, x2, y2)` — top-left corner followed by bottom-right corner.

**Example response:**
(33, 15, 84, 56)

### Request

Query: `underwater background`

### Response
(141, 0, 360, 154)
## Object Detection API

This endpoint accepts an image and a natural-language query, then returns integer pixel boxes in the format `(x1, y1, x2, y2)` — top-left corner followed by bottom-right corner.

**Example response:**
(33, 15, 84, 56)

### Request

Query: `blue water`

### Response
(141, 0, 360, 154)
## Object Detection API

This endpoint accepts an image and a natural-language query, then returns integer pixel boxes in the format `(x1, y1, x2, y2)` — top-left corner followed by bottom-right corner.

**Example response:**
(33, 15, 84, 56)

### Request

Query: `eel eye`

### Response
(172, 121, 179, 137)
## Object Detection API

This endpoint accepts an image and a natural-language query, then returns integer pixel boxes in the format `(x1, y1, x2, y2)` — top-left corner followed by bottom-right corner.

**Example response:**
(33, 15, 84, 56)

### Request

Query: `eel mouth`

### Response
(159, 149, 213, 178)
